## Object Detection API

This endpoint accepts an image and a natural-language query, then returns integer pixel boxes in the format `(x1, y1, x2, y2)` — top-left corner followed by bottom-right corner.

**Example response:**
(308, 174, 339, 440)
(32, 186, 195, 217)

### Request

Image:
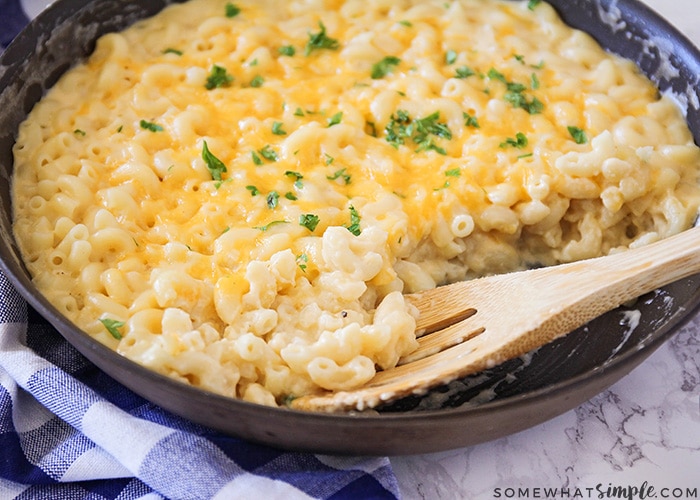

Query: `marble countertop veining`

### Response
(391, 1, 700, 498)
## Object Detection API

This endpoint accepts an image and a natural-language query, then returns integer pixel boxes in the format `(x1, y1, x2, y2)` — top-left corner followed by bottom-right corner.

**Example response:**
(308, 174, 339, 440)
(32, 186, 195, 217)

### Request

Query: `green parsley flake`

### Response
(272, 121, 287, 135)
(255, 220, 289, 231)
(259, 145, 279, 162)
(285, 170, 304, 188)
(445, 168, 461, 177)
(505, 91, 543, 114)
(162, 48, 183, 56)
(278, 45, 296, 56)
(327, 112, 343, 127)
(455, 66, 476, 79)
(305, 22, 340, 56)
(251, 151, 263, 165)
(398, 20, 413, 27)
(567, 126, 588, 144)
(100, 318, 125, 340)
(139, 120, 163, 132)
(294, 107, 305, 117)
(250, 75, 264, 87)
(202, 140, 227, 181)
(345, 205, 361, 236)
(463, 112, 480, 128)
(528, 0, 542, 10)
(488, 67, 507, 83)
(285, 192, 298, 200)
(266, 191, 280, 209)
(296, 253, 308, 272)
(500, 132, 529, 149)
(445, 50, 458, 65)
(74, 129, 86, 136)
(225, 2, 241, 17)
(327, 167, 351, 184)
(246, 185, 260, 196)
(299, 213, 320, 232)
(371, 56, 401, 79)
(205, 65, 234, 89)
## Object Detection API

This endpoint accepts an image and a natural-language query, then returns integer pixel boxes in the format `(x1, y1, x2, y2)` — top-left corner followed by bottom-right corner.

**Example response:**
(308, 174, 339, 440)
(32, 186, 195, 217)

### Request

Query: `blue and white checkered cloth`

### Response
(0, 273, 401, 499)
(0, 1, 401, 497)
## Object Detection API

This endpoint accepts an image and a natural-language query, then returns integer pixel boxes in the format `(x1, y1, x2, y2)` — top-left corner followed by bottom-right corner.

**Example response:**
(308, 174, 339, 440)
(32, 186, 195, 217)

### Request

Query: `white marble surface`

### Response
(391, 1, 700, 498)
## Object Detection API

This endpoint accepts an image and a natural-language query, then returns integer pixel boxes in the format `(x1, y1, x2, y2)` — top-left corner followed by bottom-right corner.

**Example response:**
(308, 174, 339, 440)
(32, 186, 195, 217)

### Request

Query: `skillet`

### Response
(1, 0, 699, 455)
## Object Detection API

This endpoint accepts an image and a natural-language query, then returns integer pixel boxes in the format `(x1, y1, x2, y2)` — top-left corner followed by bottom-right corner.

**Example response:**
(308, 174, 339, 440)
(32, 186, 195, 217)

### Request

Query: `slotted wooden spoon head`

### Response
(290, 227, 700, 412)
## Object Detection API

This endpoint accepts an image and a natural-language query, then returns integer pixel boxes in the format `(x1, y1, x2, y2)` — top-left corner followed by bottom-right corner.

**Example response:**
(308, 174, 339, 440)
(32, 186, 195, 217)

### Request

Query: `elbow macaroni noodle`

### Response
(12, 0, 700, 407)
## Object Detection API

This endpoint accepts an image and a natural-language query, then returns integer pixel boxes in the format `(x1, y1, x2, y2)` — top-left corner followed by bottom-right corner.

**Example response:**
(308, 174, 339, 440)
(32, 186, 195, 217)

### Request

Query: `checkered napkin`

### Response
(0, 274, 401, 500)
(0, 2, 401, 497)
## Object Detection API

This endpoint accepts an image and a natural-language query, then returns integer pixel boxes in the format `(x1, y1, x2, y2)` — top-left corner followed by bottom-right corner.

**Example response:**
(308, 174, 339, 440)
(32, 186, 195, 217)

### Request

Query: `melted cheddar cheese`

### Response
(12, 0, 700, 407)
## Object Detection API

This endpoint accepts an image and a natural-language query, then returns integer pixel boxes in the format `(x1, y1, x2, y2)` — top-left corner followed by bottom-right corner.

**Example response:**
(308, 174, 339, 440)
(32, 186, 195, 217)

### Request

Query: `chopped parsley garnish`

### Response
(455, 66, 475, 79)
(384, 110, 452, 155)
(398, 20, 413, 27)
(567, 126, 588, 144)
(266, 191, 280, 209)
(416, 113, 450, 145)
(327, 112, 343, 127)
(272, 121, 287, 135)
(278, 45, 296, 56)
(530, 72, 540, 90)
(250, 75, 264, 87)
(488, 68, 507, 83)
(445, 167, 461, 177)
(202, 140, 227, 181)
(139, 120, 163, 132)
(299, 213, 320, 232)
(162, 48, 183, 56)
(285, 170, 304, 188)
(251, 151, 263, 165)
(505, 91, 543, 114)
(528, 0, 542, 10)
(445, 50, 458, 65)
(488, 67, 544, 114)
(305, 21, 340, 56)
(293, 107, 305, 117)
(255, 220, 289, 231)
(463, 112, 480, 128)
(205, 64, 234, 89)
(327, 167, 351, 184)
(285, 192, 298, 200)
(100, 318, 125, 340)
(258, 145, 279, 162)
(246, 185, 260, 196)
(225, 2, 241, 17)
(296, 253, 308, 272)
(324, 153, 334, 165)
(345, 205, 361, 235)
(500, 132, 529, 149)
(74, 129, 86, 136)
(371, 56, 401, 79)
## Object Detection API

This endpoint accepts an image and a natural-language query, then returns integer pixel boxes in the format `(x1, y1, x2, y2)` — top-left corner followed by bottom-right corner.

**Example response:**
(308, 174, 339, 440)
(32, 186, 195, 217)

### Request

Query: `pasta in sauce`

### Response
(12, 0, 700, 407)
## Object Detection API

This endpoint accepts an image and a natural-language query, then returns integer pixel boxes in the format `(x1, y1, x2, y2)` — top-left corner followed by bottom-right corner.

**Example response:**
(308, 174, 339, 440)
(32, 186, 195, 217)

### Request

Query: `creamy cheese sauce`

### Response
(12, 0, 700, 407)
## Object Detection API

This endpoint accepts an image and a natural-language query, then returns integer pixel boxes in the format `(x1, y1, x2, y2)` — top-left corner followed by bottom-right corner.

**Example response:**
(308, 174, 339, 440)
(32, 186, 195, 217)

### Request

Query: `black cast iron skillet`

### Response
(1, 0, 699, 455)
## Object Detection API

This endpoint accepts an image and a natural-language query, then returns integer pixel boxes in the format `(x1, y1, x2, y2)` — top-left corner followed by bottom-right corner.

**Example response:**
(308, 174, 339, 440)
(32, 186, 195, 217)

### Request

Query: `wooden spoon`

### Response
(291, 226, 700, 412)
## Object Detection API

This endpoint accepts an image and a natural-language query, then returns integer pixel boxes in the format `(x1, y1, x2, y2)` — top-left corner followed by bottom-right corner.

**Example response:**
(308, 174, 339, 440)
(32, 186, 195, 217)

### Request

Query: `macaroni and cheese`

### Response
(12, 0, 700, 408)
